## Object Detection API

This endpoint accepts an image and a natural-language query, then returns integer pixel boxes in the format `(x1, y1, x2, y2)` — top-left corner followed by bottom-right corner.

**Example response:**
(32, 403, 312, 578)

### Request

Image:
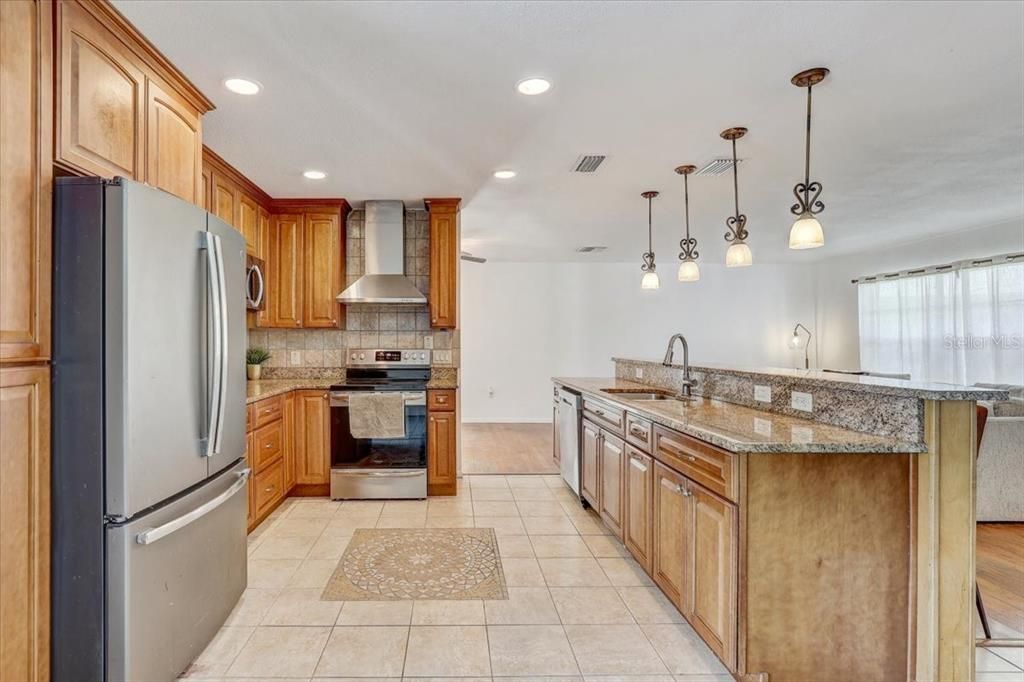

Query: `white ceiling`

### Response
(114, 0, 1024, 263)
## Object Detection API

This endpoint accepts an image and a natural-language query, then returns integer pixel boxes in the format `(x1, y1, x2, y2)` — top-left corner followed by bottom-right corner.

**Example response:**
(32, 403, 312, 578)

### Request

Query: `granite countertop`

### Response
(247, 376, 458, 403)
(246, 379, 335, 404)
(553, 377, 926, 454)
(612, 358, 1011, 401)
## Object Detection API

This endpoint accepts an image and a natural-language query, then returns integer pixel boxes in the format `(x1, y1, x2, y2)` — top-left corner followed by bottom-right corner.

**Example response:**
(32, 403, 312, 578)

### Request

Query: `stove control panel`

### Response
(347, 349, 432, 367)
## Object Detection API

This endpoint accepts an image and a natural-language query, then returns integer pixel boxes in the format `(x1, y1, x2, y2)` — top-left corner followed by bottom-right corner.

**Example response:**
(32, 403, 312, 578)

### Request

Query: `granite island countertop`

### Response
(553, 377, 927, 454)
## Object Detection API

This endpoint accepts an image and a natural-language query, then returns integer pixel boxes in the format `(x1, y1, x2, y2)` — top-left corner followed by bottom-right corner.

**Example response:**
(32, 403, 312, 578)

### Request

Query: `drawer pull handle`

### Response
(264, 444, 272, 449)
(265, 486, 273, 492)
(629, 425, 647, 437)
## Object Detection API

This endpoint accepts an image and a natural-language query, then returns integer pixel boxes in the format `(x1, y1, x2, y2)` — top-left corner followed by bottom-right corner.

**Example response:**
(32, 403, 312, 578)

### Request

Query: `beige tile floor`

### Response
(181, 474, 1024, 682)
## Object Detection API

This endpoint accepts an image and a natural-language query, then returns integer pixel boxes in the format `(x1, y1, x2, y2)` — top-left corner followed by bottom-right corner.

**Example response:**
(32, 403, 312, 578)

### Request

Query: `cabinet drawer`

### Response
(583, 397, 624, 436)
(252, 420, 283, 472)
(428, 389, 456, 411)
(254, 458, 285, 516)
(653, 424, 737, 502)
(252, 394, 283, 428)
(625, 412, 653, 452)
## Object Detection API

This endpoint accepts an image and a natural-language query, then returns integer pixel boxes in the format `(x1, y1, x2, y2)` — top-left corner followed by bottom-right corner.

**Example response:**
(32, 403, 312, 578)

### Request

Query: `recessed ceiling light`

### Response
(224, 78, 262, 95)
(516, 78, 551, 95)
(303, 170, 327, 180)
(493, 170, 517, 179)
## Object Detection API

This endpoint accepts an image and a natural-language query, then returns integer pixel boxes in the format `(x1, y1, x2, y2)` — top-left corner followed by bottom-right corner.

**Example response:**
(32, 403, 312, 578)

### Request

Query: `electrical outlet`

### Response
(488, 386, 495, 398)
(754, 385, 771, 403)
(635, 367, 643, 379)
(791, 391, 813, 412)
(423, 335, 434, 349)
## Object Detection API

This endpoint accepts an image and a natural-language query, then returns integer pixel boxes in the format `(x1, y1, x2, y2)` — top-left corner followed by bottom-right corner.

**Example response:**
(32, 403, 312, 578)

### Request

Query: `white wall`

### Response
(813, 219, 1024, 370)
(461, 260, 816, 422)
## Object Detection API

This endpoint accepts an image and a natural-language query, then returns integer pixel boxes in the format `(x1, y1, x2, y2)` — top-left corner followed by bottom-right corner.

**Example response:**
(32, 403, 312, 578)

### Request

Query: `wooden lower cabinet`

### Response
(598, 431, 625, 538)
(295, 390, 330, 486)
(427, 390, 457, 496)
(245, 430, 256, 529)
(652, 461, 689, 610)
(688, 483, 738, 667)
(623, 445, 653, 572)
(581, 419, 601, 507)
(0, 366, 50, 682)
(283, 392, 296, 490)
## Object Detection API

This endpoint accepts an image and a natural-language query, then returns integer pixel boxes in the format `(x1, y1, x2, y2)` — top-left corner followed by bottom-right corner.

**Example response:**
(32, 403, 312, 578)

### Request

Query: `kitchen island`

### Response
(555, 363, 1006, 682)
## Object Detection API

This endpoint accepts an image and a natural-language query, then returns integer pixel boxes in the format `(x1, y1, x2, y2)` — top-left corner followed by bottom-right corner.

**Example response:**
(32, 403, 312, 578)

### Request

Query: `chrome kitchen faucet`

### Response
(663, 333, 696, 397)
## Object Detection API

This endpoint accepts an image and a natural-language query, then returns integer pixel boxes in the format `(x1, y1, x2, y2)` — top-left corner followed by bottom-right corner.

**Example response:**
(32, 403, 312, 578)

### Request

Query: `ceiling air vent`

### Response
(695, 158, 740, 176)
(576, 246, 607, 253)
(572, 155, 607, 173)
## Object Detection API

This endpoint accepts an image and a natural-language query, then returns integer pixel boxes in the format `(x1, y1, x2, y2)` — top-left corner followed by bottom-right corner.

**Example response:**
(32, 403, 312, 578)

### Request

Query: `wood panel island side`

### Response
(555, 361, 1008, 682)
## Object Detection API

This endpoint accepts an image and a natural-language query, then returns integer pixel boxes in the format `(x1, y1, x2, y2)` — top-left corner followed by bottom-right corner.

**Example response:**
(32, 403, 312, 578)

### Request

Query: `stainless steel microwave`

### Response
(245, 255, 265, 310)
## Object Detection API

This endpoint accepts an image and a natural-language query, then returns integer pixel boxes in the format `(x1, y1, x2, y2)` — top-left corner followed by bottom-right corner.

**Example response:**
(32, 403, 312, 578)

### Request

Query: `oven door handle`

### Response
(329, 391, 426, 407)
(340, 470, 426, 478)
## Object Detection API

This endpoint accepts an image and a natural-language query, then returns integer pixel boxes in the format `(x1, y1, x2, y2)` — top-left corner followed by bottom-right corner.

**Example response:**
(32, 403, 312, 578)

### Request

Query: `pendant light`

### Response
(788, 67, 829, 250)
(721, 127, 752, 267)
(674, 165, 700, 282)
(640, 190, 660, 289)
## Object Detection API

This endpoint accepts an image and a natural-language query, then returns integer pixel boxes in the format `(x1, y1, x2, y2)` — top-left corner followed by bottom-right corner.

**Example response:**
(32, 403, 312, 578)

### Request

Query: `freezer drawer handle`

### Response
(135, 468, 251, 545)
(339, 470, 425, 478)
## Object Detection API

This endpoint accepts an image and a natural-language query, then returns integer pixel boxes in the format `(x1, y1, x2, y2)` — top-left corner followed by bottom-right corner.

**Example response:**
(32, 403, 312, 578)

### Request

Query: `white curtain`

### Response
(858, 262, 1024, 386)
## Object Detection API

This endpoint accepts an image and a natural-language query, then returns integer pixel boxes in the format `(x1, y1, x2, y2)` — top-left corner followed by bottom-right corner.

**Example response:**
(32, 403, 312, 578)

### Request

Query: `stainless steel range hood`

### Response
(337, 200, 427, 304)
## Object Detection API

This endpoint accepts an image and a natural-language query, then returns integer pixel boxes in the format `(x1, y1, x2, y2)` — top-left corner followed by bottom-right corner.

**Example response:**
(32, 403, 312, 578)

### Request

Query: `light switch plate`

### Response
(791, 391, 813, 412)
(754, 385, 771, 403)
(423, 335, 434, 349)
(635, 367, 643, 379)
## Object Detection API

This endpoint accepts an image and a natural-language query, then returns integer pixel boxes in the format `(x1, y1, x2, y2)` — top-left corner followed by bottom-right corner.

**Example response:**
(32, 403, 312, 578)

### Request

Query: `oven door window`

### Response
(331, 402, 427, 468)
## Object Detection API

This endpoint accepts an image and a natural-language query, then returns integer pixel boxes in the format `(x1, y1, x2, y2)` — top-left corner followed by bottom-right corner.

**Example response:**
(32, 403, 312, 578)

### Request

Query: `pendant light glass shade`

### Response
(789, 213, 825, 249)
(725, 242, 753, 268)
(641, 271, 661, 290)
(677, 260, 700, 282)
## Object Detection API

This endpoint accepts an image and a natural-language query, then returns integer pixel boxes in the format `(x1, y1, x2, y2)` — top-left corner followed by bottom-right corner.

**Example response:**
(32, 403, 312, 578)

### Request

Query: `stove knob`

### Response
(358, 353, 365, 360)
(419, 352, 426, 360)
(350, 353, 357, 361)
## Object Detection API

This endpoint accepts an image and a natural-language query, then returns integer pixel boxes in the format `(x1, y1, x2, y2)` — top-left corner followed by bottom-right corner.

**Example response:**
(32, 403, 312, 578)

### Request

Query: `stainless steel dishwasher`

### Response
(555, 385, 583, 501)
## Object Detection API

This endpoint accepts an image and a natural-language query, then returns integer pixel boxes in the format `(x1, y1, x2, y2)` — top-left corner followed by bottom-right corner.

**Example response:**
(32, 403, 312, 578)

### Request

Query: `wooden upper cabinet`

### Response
(624, 445, 654, 572)
(238, 193, 259, 255)
(56, 1, 144, 180)
(425, 198, 460, 329)
(55, 1, 213, 190)
(1, 0, 52, 364)
(302, 212, 341, 328)
(652, 461, 690, 611)
(269, 213, 303, 327)
(0, 365, 51, 682)
(200, 165, 211, 211)
(295, 390, 329, 485)
(145, 78, 201, 203)
(688, 483, 738, 667)
(599, 431, 625, 538)
(211, 172, 237, 227)
(581, 419, 601, 508)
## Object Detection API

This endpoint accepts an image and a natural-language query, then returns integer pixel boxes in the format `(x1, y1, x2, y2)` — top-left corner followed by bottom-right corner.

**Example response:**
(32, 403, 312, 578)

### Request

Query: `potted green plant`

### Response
(246, 347, 271, 380)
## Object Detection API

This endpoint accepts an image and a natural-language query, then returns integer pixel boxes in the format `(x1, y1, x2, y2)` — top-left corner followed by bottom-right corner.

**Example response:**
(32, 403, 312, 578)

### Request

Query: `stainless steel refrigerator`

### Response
(52, 178, 249, 682)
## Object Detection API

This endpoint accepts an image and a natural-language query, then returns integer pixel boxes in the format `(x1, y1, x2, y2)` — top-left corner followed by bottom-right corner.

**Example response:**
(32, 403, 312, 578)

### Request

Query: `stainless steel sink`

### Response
(601, 389, 694, 403)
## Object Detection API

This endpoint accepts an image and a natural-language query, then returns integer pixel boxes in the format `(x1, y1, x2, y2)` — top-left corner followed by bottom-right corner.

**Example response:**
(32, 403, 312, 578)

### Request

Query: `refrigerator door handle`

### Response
(212, 233, 229, 455)
(202, 232, 224, 457)
(135, 468, 251, 545)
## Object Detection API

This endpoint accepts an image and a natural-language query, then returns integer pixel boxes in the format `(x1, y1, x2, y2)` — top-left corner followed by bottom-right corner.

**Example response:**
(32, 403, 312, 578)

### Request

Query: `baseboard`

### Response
(461, 417, 553, 424)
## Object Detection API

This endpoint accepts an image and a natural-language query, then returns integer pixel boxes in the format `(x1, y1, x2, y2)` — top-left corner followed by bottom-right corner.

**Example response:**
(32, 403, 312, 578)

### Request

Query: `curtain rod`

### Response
(850, 251, 1024, 285)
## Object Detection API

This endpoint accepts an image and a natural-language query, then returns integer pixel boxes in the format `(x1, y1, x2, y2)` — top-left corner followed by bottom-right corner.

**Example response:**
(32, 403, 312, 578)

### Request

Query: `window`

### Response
(858, 261, 1024, 385)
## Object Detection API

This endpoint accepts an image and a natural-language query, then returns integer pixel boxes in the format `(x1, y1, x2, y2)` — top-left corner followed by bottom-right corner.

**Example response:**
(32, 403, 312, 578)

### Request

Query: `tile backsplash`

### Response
(248, 207, 459, 374)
